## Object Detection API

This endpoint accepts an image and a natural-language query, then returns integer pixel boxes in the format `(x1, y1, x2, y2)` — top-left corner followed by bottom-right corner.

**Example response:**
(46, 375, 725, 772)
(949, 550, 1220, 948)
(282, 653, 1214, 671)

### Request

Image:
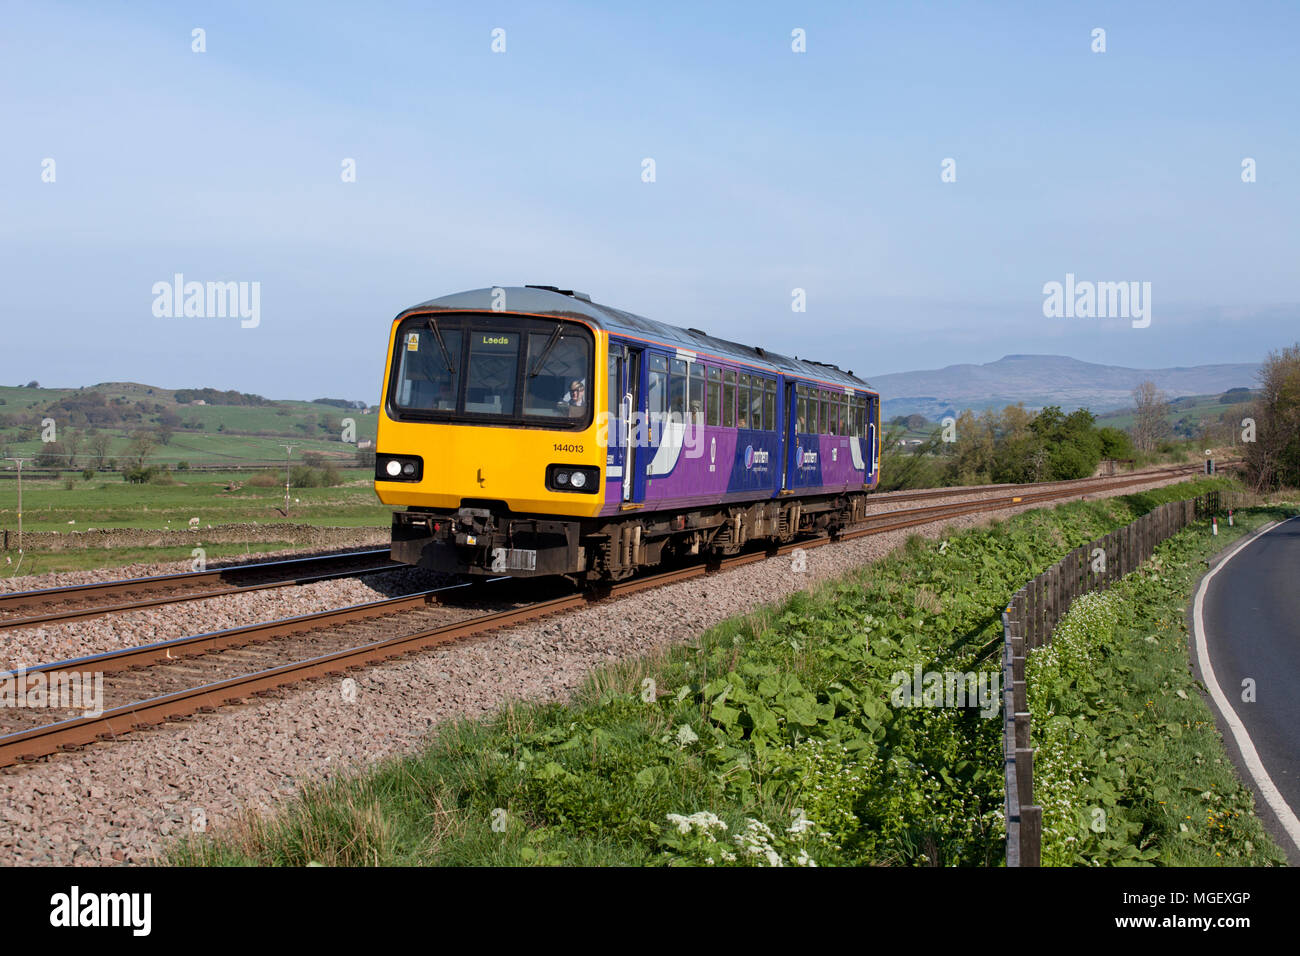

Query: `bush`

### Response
(176, 460, 190, 471)
(289, 464, 343, 488)
(81, 468, 95, 481)
(63, 478, 74, 490)
(147, 469, 174, 485)
(248, 471, 281, 487)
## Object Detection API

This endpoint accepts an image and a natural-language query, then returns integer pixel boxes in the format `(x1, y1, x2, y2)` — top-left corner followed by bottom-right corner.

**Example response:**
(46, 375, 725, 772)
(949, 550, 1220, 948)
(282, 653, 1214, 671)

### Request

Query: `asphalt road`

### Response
(1195, 516, 1300, 863)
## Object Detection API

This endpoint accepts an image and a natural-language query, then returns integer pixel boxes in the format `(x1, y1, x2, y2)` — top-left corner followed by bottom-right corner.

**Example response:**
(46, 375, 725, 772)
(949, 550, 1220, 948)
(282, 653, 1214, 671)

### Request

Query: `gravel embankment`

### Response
(0, 474, 1188, 865)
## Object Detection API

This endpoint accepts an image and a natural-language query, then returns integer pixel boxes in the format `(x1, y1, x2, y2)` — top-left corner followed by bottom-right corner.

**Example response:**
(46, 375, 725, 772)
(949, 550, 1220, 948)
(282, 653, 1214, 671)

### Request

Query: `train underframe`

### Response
(390, 491, 873, 582)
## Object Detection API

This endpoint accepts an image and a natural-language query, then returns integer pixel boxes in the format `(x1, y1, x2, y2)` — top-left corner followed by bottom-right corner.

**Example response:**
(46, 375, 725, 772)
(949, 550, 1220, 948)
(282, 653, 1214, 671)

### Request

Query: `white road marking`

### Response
(1191, 516, 1300, 854)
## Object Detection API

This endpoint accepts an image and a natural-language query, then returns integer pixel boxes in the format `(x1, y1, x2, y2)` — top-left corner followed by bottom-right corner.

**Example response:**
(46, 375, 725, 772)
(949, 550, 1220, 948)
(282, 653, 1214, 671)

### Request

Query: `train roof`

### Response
(400, 286, 873, 392)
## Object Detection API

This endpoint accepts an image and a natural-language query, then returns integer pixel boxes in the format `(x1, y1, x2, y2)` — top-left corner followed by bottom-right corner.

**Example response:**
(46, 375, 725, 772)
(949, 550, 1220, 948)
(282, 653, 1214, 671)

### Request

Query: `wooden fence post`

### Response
(1021, 806, 1042, 867)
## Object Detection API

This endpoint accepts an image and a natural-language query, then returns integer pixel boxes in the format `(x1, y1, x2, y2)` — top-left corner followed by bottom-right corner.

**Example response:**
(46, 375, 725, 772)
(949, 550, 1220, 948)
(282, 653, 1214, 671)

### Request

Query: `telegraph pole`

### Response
(280, 443, 298, 515)
(5, 457, 32, 553)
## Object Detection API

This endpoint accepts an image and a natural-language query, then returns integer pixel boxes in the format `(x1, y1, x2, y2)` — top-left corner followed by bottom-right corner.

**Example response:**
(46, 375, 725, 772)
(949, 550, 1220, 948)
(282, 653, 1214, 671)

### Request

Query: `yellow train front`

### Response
(375, 286, 881, 581)
(374, 286, 607, 577)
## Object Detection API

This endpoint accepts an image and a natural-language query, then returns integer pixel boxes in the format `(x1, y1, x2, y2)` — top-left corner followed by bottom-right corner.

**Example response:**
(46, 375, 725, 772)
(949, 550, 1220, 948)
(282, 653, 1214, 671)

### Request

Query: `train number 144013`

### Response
(553, 443, 583, 453)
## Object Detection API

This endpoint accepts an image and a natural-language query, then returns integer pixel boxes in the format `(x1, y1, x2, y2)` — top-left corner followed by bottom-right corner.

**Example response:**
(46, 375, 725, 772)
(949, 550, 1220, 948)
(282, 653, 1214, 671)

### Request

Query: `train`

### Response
(373, 286, 880, 582)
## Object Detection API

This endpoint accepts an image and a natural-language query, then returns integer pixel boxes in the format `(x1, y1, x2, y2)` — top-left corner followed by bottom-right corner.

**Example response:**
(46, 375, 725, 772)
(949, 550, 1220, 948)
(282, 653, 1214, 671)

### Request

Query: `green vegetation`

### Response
(170, 478, 1241, 867)
(1244, 343, 1300, 490)
(0, 468, 391, 536)
(0, 382, 377, 470)
(881, 404, 1134, 491)
(2, 541, 299, 577)
(1029, 509, 1290, 865)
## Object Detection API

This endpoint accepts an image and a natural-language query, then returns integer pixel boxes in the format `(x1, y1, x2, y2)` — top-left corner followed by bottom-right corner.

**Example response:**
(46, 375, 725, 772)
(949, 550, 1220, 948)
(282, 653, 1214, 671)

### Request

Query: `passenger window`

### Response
(722, 369, 736, 428)
(820, 391, 831, 434)
(648, 367, 668, 420)
(737, 374, 750, 428)
(749, 377, 764, 431)
(763, 380, 775, 432)
(706, 366, 721, 427)
(796, 388, 808, 433)
(670, 359, 687, 417)
(466, 331, 519, 415)
(688, 363, 705, 425)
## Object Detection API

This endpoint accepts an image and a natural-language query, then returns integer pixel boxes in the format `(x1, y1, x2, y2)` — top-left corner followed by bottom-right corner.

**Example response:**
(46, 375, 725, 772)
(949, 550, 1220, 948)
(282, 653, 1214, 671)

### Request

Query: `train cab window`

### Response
(395, 327, 462, 410)
(737, 374, 751, 428)
(524, 330, 591, 419)
(706, 366, 721, 427)
(670, 359, 688, 417)
(648, 353, 669, 421)
(722, 369, 736, 428)
(748, 377, 764, 430)
(688, 363, 705, 425)
(608, 349, 621, 418)
(763, 380, 775, 431)
(466, 331, 519, 416)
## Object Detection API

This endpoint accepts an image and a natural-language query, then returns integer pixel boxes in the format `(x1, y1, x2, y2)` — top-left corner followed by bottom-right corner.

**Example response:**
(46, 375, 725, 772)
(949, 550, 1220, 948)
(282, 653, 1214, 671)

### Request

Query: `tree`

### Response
(126, 429, 157, 469)
(35, 441, 65, 468)
(87, 430, 113, 467)
(1130, 381, 1170, 453)
(64, 427, 83, 468)
(1243, 344, 1300, 490)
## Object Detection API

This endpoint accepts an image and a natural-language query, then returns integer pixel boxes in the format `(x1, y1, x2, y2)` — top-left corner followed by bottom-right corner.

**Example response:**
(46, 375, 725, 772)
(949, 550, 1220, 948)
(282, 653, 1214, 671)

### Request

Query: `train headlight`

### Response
(546, 464, 598, 493)
(376, 454, 423, 482)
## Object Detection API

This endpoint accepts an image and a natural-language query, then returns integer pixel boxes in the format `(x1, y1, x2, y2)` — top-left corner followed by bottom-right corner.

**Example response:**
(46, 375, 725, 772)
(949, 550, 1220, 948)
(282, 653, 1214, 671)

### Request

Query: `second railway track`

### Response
(0, 548, 399, 631)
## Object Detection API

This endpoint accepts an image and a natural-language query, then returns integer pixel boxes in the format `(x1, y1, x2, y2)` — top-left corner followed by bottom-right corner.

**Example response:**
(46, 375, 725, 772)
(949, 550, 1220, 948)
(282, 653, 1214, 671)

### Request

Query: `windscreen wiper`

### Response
(425, 317, 456, 376)
(528, 323, 563, 377)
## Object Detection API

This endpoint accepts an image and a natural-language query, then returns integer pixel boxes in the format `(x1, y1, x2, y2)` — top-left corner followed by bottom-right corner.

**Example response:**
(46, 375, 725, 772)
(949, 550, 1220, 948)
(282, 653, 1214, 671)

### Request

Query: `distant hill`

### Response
(0, 382, 377, 469)
(868, 355, 1261, 419)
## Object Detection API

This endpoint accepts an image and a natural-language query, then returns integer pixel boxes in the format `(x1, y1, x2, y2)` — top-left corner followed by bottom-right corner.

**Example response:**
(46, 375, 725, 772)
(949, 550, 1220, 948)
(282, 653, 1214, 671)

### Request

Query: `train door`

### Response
(867, 395, 879, 479)
(613, 343, 645, 504)
(781, 380, 795, 491)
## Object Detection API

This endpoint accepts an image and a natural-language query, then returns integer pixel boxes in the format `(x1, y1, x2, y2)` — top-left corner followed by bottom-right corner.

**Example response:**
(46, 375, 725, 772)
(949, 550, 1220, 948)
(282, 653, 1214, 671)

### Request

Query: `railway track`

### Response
(864, 463, 1206, 504)
(0, 465, 1207, 769)
(0, 548, 398, 631)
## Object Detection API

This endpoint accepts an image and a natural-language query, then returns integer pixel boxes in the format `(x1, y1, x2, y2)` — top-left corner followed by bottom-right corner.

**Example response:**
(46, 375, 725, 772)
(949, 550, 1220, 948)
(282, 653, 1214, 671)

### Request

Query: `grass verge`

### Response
(1028, 508, 1290, 865)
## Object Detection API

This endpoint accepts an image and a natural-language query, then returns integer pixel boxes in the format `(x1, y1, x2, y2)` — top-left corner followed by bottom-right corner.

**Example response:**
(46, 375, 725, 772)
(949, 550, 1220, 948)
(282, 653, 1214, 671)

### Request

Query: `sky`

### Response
(2, 0, 1297, 401)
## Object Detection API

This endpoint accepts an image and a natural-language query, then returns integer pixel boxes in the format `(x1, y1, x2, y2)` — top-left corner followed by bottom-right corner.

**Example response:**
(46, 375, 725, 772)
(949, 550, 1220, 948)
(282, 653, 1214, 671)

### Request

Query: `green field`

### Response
(0, 468, 391, 534)
(0, 382, 377, 468)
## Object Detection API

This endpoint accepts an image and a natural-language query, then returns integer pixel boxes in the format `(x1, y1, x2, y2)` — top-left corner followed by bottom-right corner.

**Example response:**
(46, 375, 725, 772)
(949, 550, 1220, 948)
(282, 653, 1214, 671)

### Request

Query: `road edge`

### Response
(1187, 516, 1300, 865)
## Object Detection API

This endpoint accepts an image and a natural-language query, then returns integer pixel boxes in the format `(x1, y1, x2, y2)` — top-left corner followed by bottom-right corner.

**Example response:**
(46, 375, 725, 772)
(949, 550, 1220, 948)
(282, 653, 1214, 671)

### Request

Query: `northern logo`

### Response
(744, 445, 770, 469)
